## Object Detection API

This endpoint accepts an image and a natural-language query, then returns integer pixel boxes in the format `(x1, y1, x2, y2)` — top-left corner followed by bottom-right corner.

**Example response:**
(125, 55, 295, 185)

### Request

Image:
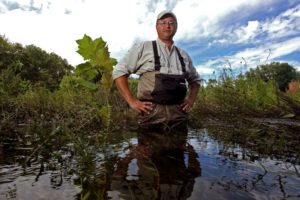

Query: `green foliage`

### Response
(76, 34, 117, 69)
(0, 35, 125, 197)
(0, 66, 31, 97)
(191, 64, 290, 122)
(60, 75, 98, 91)
(76, 62, 99, 82)
(237, 76, 278, 111)
(0, 35, 16, 70)
(128, 78, 138, 94)
(11, 87, 103, 137)
(246, 62, 297, 92)
(99, 105, 111, 128)
(0, 35, 73, 92)
(75, 34, 117, 90)
(0, 34, 128, 142)
(20, 45, 73, 90)
(74, 34, 118, 129)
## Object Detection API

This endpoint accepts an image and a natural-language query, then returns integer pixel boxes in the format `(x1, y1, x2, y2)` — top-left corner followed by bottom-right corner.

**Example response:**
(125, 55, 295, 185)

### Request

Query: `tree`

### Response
(20, 45, 73, 90)
(246, 62, 297, 92)
(0, 35, 22, 71)
(0, 35, 73, 91)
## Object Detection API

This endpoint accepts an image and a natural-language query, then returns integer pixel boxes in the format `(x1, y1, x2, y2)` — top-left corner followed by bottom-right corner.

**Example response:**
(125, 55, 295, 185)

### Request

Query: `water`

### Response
(0, 124, 300, 200)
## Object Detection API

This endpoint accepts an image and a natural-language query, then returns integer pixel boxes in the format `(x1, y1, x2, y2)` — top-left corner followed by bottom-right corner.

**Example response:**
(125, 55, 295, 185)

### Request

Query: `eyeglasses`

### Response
(157, 21, 177, 27)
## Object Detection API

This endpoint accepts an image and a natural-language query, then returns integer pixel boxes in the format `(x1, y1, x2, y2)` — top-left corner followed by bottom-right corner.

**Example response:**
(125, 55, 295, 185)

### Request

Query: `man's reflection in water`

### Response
(110, 124, 201, 200)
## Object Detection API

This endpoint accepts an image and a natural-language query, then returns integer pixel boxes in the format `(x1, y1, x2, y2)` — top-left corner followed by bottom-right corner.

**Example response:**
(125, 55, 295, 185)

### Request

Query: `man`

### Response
(113, 10, 201, 128)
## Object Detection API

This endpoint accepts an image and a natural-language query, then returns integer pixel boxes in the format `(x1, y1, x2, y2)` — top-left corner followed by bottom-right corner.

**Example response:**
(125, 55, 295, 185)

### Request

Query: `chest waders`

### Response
(137, 41, 188, 128)
(137, 41, 187, 105)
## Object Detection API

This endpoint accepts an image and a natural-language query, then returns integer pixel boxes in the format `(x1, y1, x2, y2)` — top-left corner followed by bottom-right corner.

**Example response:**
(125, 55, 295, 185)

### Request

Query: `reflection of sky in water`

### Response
(186, 128, 300, 199)
(127, 158, 139, 181)
(188, 128, 300, 175)
(0, 162, 80, 200)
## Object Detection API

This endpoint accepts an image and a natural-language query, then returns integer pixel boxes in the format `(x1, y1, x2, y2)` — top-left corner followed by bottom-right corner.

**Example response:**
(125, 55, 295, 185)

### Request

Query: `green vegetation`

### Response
(189, 62, 300, 126)
(246, 62, 298, 92)
(2, 33, 300, 136)
(1, 34, 300, 199)
(0, 34, 130, 199)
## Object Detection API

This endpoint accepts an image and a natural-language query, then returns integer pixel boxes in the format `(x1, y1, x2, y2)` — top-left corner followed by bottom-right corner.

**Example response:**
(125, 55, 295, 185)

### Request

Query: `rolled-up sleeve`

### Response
(182, 51, 201, 85)
(112, 43, 143, 80)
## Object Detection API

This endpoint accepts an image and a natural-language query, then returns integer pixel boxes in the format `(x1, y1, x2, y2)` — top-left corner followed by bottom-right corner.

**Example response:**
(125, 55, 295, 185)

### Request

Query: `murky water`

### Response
(1, 123, 300, 200)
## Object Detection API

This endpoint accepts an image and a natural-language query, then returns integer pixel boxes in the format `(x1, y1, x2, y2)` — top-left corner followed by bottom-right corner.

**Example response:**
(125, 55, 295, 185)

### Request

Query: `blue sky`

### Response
(1, 0, 300, 80)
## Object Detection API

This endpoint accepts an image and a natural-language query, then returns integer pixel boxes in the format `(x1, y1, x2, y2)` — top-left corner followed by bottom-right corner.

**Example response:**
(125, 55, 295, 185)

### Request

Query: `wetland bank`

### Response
(1, 35, 300, 199)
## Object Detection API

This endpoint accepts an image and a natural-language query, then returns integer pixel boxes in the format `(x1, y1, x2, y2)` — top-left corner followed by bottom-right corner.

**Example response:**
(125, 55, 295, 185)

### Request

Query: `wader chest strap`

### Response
(175, 47, 186, 73)
(152, 41, 161, 71)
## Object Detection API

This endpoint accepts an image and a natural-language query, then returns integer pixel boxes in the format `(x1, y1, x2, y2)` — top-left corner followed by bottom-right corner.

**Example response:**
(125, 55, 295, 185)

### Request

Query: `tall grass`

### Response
(190, 71, 298, 126)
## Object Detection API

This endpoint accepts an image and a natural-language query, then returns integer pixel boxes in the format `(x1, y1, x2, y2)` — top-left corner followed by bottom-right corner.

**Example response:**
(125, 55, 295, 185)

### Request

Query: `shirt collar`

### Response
(156, 38, 175, 51)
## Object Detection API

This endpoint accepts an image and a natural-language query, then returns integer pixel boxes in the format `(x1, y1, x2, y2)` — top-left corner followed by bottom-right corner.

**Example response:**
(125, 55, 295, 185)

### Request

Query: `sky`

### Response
(1, 0, 300, 80)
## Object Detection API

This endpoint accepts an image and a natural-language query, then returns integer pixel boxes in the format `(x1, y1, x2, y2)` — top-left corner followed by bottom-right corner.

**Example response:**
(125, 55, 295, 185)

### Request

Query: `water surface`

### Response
(1, 123, 300, 199)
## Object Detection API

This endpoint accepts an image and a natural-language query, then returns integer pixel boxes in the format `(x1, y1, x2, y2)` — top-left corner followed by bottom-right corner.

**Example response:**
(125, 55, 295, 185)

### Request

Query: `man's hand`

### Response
(181, 97, 194, 113)
(115, 75, 154, 114)
(129, 99, 153, 114)
(181, 82, 200, 112)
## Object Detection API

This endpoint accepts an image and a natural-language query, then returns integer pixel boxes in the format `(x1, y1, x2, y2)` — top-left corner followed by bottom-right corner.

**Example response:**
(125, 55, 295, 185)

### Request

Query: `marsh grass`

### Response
(189, 71, 300, 128)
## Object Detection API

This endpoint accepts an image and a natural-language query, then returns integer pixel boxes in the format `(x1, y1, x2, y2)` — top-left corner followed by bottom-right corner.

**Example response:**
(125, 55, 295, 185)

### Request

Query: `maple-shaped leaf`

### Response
(76, 34, 117, 90)
(76, 34, 93, 60)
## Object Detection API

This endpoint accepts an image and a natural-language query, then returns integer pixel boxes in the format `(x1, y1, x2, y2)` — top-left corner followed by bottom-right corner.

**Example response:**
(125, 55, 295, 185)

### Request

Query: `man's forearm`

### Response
(114, 75, 136, 105)
(187, 82, 200, 103)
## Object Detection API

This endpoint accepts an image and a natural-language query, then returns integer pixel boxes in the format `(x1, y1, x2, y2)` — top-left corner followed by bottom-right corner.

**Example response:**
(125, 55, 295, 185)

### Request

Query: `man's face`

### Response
(156, 16, 177, 41)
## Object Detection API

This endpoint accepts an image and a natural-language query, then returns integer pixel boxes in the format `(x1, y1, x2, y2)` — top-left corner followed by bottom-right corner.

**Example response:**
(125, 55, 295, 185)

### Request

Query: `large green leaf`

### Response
(76, 34, 93, 60)
(76, 34, 117, 90)
(75, 62, 99, 81)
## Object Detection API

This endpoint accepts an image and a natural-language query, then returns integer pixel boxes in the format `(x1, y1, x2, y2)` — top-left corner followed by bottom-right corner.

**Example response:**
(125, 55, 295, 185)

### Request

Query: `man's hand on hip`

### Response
(129, 99, 153, 114)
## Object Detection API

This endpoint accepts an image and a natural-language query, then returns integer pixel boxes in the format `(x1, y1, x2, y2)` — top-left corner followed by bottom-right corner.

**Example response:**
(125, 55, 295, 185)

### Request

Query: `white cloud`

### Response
(0, 0, 299, 72)
(196, 65, 215, 75)
(0, 0, 159, 65)
(236, 37, 300, 63)
(28, 0, 266, 58)
(233, 3, 300, 44)
(234, 21, 261, 43)
(173, 0, 264, 40)
(199, 2, 299, 48)
(189, 2, 300, 77)
(0, 3, 7, 13)
(262, 5, 300, 40)
(203, 36, 300, 73)
(268, 39, 300, 69)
